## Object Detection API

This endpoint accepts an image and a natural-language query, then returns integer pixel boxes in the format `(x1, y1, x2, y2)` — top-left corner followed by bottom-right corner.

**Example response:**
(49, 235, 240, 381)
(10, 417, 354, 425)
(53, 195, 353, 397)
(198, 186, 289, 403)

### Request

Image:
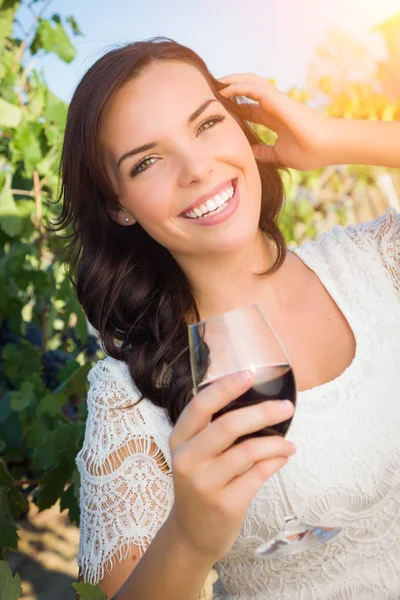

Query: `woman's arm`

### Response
(111, 514, 214, 600)
(218, 74, 400, 171)
(323, 118, 400, 169)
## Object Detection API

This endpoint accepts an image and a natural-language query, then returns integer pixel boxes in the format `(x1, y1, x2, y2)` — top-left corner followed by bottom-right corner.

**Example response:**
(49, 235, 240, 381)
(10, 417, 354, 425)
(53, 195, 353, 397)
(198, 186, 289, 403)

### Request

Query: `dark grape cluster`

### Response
(25, 322, 42, 347)
(84, 334, 101, 357)
(1, 319, 99, 392)
(41, 349, 71, 391)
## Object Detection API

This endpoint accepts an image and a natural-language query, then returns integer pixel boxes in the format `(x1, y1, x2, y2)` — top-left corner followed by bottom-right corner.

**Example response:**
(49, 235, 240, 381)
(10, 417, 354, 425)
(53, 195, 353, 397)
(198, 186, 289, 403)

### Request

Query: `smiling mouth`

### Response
(182, 179, 237, 220)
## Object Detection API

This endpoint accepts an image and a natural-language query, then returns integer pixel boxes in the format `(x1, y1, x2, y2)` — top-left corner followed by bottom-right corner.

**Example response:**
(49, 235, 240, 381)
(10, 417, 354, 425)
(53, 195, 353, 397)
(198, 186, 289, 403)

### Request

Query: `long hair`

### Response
(57, 37, 287, 425)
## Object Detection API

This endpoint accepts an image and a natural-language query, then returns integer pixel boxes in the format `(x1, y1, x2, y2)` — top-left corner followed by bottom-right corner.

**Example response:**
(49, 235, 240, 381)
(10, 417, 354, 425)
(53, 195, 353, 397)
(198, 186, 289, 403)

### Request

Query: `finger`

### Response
(252, 144, 278, 165)
(219, 81, 267, 104)
(218, 73, 265, 85)
(169, 371, 254, 449)
(222, 456, 289, 508)
(183, 398, 294, 461)
(219, 81, 289, 119)
(206, 435, 296, 488)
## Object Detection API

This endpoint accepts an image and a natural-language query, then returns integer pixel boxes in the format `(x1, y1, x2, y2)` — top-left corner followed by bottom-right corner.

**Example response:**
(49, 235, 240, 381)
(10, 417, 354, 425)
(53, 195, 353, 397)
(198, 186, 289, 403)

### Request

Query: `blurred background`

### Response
(1, 0, 399, 598)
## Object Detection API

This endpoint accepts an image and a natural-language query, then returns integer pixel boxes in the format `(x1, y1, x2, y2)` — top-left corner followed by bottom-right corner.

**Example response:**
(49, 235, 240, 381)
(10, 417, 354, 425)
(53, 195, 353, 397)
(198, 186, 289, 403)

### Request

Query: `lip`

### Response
(181, 179, 240, 227)
(181, 178, 237, 214)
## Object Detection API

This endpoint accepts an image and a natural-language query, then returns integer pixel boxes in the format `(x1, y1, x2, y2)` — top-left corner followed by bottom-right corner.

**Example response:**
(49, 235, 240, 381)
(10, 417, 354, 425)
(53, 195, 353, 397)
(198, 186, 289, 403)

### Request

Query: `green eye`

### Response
(130, 156, 157, 177)
(197, 115, 225, 135)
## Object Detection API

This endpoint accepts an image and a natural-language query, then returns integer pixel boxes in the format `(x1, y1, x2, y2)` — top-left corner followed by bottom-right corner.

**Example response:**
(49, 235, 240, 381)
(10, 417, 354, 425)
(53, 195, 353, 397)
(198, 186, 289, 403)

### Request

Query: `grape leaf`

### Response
(0, 561, 22, 600)
(36, 461, 73, 511)
(34, 422, 84, 468)
(10, 381, 36, 412)
(37, 391, 67, 418)
(72, 582, 107, 599)
(0, 176, 22, 238)
(0, 519, 19, 554)
(0, 98, 22, 128)
(60, 475, 80, 525)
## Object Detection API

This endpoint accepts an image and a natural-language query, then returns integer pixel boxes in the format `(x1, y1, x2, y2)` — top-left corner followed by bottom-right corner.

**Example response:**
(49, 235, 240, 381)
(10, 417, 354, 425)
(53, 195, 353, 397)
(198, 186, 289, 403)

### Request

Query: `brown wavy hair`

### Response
(57, 38, 287, 425)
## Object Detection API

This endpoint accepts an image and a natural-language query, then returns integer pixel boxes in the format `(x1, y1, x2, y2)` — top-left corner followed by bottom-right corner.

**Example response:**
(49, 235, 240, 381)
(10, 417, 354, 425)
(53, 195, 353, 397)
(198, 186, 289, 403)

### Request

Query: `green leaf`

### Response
(0, 560, 22, 600)
(0, 174, 22, 238)
(1, 344, 21, 380)
(37, 391, 67, 418)
(0, 394, 12, 422)
(36, 461, 72, 511)
(0, 98, 22, 128)
(10, 122, 43, 168)
(54, 362, 90, 396)
(0, 462, 28, 521)
(0, 412, 22, 452)
(44, 91, 67, 126)
(26, 417, 48, 448)
(33, 422, 84, 470)
(72, 582, 107, 600)
(10, 381, 36, 412)
(66, 15, 84, 37)
(30, 18, 76, 63)
(60, 469, 80, 524)
(0, 0, 19, 41)
(2, 342, 42, 388)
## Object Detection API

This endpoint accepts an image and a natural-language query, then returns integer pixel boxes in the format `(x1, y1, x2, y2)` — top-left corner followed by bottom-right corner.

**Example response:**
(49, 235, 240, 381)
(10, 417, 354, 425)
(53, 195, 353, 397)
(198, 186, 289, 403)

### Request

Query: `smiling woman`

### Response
(57, 36, 400, 600)
(58, 39, 286, 426)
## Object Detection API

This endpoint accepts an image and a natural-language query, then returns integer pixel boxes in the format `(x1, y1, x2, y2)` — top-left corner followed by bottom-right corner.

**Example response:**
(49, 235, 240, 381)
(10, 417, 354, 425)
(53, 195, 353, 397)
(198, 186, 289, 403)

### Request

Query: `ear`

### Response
(107, 205, 137, 226)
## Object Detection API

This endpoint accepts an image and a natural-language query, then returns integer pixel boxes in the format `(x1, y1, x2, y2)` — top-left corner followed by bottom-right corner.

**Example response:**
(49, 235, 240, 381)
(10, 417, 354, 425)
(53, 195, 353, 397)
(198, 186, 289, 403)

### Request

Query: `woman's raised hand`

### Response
(168, 371, 296, 564)
(219, 73, 332, 171)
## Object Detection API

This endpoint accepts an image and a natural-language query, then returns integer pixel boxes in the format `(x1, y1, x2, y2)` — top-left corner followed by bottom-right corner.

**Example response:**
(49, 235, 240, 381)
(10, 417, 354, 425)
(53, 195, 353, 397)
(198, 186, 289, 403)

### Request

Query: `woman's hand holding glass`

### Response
(168, 370, 296, 564)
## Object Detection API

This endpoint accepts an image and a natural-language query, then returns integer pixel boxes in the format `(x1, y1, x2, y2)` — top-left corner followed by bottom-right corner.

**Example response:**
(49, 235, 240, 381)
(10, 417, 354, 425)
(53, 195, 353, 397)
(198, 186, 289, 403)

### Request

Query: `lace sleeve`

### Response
(345, 208, 400, 291)
(75, 357, 174, 585)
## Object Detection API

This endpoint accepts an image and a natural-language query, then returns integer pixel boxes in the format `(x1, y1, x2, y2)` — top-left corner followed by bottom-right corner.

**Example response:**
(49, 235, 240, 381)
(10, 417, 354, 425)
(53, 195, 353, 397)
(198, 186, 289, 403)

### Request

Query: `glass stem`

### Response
(274, 472, 296, 522)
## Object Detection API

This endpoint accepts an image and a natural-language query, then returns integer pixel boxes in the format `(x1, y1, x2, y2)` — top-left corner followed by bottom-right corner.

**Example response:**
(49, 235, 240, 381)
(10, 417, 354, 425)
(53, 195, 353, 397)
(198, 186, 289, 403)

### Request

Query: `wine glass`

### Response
(188, 303, 340, 559)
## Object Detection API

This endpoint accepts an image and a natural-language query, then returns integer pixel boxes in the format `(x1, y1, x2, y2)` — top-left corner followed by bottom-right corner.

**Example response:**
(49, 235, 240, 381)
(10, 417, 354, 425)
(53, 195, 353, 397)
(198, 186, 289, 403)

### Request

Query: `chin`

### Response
(211, 219, 260, 253)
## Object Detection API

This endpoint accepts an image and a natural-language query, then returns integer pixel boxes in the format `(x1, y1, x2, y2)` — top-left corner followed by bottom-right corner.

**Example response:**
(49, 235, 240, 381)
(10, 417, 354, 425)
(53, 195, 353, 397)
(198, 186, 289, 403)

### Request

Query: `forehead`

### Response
(101, 61, 215, 149)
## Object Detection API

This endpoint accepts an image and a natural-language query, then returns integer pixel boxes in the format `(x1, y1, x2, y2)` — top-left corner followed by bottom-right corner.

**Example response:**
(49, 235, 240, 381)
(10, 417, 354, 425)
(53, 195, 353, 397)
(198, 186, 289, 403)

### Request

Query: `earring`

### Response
(124, 217, 130, 223)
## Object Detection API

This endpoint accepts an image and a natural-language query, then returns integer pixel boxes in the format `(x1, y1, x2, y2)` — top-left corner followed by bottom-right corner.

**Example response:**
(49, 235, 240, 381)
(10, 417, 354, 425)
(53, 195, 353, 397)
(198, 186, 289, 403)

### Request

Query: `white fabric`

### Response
(76, 209, 400, 599)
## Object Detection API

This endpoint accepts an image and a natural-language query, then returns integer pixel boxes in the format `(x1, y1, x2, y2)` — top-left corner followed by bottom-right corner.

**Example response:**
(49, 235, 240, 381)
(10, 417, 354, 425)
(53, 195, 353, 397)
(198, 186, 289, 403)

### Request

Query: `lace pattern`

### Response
(76, 210, 400, 598)
(75, 359, 174, 585)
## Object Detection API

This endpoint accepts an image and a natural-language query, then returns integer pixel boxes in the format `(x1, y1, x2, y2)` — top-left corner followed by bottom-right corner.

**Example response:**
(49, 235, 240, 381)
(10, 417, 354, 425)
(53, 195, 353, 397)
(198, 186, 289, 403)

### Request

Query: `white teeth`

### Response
(183, 182, 236, 219)
(222, 190, 230, 201)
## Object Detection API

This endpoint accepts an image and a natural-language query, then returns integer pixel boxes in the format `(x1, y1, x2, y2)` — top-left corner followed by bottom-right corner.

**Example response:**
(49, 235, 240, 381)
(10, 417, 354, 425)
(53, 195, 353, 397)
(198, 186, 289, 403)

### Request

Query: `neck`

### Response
(174, 229, 278, 321)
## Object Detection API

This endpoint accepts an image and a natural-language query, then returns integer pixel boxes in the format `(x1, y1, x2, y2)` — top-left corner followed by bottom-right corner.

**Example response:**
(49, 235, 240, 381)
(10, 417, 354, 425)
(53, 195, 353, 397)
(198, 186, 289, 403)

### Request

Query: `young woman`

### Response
(59, 38, 400, 599)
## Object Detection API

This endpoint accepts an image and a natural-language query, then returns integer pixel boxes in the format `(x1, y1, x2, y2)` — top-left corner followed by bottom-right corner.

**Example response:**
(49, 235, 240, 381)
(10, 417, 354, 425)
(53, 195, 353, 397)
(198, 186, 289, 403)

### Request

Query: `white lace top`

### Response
(76, 209, 400, 599)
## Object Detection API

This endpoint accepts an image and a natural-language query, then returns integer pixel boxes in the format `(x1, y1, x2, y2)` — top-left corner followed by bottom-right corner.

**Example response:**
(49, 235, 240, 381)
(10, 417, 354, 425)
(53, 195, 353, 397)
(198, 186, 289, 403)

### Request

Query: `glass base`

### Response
(254, 521, 341, 559)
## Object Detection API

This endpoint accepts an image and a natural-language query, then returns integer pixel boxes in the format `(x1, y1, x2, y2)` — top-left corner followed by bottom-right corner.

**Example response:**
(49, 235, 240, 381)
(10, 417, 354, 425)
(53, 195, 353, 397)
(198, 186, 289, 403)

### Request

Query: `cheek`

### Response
(229, 126, 262, 194)
(121, 174, 175, 224)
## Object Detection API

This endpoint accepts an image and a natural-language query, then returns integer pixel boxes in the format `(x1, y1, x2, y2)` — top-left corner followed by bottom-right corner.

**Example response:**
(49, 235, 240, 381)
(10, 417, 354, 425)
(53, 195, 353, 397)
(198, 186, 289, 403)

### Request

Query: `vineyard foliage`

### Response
(0, 1, 399, 598)
(0, 0, 102, 564)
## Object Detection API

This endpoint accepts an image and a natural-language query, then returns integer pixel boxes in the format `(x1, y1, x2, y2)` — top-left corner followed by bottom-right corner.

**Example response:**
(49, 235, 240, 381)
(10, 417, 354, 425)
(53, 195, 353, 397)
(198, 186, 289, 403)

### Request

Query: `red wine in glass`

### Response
(188, 303, 340, 559)
(200, 364, 296, 444)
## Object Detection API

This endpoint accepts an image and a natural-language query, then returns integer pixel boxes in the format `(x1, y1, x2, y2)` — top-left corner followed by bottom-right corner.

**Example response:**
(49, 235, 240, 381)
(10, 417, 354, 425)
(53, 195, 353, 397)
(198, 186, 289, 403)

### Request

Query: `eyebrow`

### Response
(117, 98, 218, 170)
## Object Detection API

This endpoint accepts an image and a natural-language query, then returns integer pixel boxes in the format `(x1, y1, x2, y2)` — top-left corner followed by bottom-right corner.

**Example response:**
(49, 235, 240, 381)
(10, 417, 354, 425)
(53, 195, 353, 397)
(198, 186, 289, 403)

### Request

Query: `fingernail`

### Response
(279, 400, 293, 411)
(236, 370, 252, 383)
(287, 442, 296, 453)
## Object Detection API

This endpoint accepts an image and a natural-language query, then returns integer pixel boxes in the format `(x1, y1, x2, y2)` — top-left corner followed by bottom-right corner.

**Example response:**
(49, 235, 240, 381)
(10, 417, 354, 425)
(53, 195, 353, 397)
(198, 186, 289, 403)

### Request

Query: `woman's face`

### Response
(100, 60, 262, 260)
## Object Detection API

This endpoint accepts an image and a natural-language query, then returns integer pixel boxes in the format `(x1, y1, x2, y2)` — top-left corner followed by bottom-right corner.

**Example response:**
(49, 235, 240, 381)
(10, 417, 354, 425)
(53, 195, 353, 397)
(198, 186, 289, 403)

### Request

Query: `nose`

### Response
(177, 147, 213, 188)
